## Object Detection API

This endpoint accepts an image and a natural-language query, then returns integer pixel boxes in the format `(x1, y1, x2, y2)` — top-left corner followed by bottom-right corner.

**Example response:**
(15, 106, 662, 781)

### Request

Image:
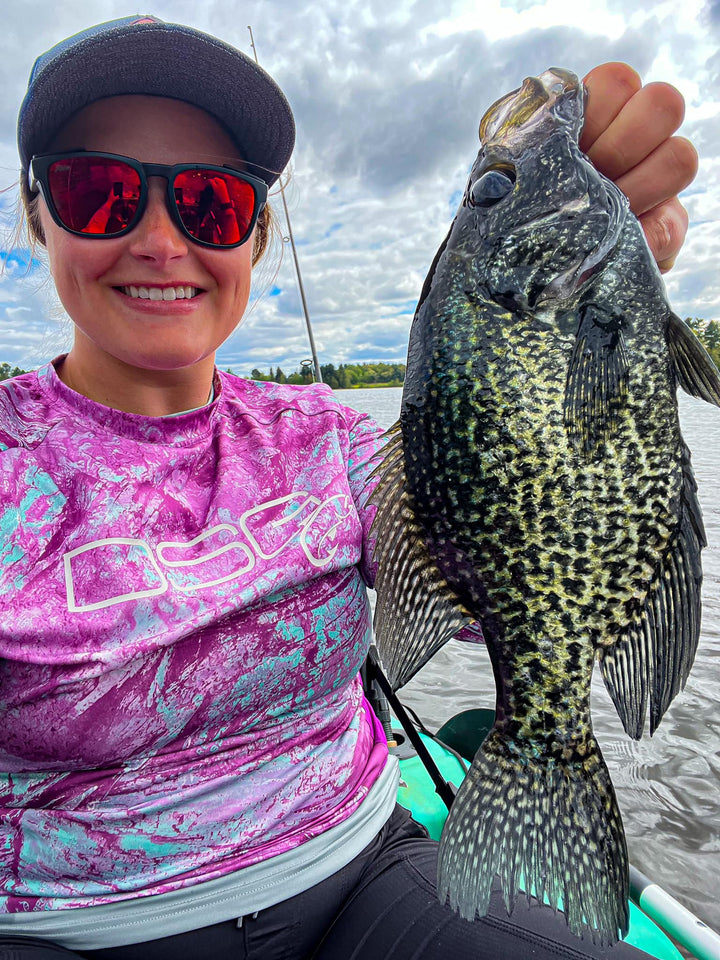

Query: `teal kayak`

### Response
(394, 708, 718, 960)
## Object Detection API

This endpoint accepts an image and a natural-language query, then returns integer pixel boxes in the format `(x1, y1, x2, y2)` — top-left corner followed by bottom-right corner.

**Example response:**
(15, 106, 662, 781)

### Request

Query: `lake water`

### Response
(336, 386, 720, 938)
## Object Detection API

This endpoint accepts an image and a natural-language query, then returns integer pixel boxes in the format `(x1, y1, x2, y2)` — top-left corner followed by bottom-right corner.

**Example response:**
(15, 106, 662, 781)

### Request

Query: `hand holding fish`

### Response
(582, 62, 697, 271)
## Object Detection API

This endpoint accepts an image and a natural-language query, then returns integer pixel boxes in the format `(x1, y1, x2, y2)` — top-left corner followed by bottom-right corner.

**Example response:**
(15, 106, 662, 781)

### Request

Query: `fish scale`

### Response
(369, 67, 720, 942)
(427, 325, 667, 622)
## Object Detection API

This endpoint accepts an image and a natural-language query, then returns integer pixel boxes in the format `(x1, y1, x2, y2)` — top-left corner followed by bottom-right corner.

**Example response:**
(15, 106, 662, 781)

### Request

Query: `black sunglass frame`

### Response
(29, 151, 269, 249)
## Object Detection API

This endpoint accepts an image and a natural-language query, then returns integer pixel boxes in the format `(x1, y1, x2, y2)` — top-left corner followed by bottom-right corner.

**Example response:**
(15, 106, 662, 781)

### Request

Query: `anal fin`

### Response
(600, 442, 705, 737)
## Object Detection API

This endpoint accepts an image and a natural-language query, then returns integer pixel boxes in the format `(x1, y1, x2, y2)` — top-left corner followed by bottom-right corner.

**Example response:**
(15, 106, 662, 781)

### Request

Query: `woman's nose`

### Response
(127, 178, 189, 262)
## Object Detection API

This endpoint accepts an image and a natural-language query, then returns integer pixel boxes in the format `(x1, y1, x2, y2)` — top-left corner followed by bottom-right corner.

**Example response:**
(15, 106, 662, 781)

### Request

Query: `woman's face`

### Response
(39, 95, 254, 380)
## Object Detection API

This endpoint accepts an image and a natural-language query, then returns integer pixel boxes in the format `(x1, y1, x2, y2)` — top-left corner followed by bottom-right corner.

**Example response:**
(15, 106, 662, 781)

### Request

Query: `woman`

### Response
(0, 14, 698, 960)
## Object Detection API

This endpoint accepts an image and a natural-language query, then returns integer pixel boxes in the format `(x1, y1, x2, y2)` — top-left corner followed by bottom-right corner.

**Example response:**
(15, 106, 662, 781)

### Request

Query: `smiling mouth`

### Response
(116, 285, 201, 301)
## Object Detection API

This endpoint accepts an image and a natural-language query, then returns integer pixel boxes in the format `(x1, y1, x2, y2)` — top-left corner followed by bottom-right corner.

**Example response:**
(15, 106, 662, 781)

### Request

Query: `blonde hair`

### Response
(250, 200, 279, 266)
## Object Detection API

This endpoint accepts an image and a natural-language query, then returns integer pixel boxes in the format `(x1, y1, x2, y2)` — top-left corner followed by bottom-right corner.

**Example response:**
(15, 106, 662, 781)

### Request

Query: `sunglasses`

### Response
(30, 151, 268, 249)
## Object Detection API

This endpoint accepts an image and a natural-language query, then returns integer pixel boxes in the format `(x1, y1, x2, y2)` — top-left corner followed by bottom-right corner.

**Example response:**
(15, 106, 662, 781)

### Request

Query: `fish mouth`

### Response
(474, 68, 631, 309)
(480, 68, 584, 151)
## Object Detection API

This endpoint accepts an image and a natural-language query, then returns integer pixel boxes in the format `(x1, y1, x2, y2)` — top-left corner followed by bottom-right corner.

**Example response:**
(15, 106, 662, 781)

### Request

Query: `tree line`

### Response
(243, 361, 406, 389)
(245, 320, 720, 388)
(0, 360, 406, 388)
(0, 363, 27, 381)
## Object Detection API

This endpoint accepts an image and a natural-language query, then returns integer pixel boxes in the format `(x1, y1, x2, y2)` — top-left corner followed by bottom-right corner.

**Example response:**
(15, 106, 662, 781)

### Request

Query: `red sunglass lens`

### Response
(173, 170, 255, 245)
(48, 157, 141, 235)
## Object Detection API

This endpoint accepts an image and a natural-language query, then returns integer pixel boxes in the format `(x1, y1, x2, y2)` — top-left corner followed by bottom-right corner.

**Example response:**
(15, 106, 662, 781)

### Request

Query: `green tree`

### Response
(243, 361, 406, 388)
(0, 363, 27, 381)
(320, 363, 339, 388)
(704, 320, 720, 369)
(705, 320, 720, 351)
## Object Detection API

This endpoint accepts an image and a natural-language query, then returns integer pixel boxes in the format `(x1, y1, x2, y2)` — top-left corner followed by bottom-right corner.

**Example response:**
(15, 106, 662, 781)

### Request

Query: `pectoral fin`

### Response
(564, 302, 629, 456)
(666, 313, 720, 406)
(368, 423, 472, 690)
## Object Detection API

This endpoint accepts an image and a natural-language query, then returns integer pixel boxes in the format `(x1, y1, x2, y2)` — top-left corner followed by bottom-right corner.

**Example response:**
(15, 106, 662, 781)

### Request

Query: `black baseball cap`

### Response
(18, 14, 295, 191)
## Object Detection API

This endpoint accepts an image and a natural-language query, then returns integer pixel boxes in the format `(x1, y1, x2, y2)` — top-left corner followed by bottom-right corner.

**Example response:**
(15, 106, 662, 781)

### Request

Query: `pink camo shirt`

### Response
(0, 362, 388, 911)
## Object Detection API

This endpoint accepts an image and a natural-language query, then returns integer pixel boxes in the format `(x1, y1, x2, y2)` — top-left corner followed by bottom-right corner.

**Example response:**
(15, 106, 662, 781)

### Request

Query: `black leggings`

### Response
(0, 807, 655, 960)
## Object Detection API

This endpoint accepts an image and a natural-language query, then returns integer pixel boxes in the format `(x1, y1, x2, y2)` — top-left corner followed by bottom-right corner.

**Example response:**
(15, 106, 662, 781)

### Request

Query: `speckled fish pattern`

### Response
(369, 68, 720, 942)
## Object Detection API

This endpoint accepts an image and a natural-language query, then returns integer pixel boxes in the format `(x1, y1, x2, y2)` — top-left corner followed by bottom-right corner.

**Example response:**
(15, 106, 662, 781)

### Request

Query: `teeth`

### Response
(120, 285, 199, 300)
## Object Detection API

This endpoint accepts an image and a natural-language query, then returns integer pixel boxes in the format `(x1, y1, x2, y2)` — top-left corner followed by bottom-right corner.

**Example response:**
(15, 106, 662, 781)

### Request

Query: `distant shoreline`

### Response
(334, 382, 403, 390)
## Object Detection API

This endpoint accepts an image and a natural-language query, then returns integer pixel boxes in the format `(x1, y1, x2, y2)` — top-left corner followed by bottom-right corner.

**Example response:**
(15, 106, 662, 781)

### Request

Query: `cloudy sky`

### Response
(0, 0, 718, 377)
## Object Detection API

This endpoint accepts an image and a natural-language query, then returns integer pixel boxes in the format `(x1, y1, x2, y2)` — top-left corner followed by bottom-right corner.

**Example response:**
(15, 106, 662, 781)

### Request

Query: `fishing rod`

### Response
(247, 26, 323, 384)
(365, 646, 457, 811)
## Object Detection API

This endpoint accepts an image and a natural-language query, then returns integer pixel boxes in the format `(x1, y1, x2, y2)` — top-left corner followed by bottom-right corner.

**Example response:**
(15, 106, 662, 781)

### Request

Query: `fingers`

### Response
(638, 197, 689, 273)
(580, 62, 642, 153)
(580, 62, 697, 271)
(583, 80, 686, 181)
(614, 136, 698, 215)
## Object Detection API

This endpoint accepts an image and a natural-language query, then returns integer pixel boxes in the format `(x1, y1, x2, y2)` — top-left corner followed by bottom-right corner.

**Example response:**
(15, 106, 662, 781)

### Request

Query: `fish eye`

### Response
(469, 166, 516, 208)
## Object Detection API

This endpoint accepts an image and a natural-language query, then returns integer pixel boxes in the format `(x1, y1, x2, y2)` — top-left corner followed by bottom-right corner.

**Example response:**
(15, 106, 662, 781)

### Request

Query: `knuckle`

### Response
(668, 136, 699, 184)
(644, 81, 686, 130)
(641, 200, 688, 264)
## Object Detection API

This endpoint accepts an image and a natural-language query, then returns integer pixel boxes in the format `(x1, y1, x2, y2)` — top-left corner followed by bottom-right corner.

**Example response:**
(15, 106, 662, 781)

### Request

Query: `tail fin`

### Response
(437, 729, 629, 943)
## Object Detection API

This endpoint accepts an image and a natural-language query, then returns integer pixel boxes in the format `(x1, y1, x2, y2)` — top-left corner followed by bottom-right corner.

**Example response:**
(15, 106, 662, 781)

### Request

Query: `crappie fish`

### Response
(370, 68, 720, 942)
